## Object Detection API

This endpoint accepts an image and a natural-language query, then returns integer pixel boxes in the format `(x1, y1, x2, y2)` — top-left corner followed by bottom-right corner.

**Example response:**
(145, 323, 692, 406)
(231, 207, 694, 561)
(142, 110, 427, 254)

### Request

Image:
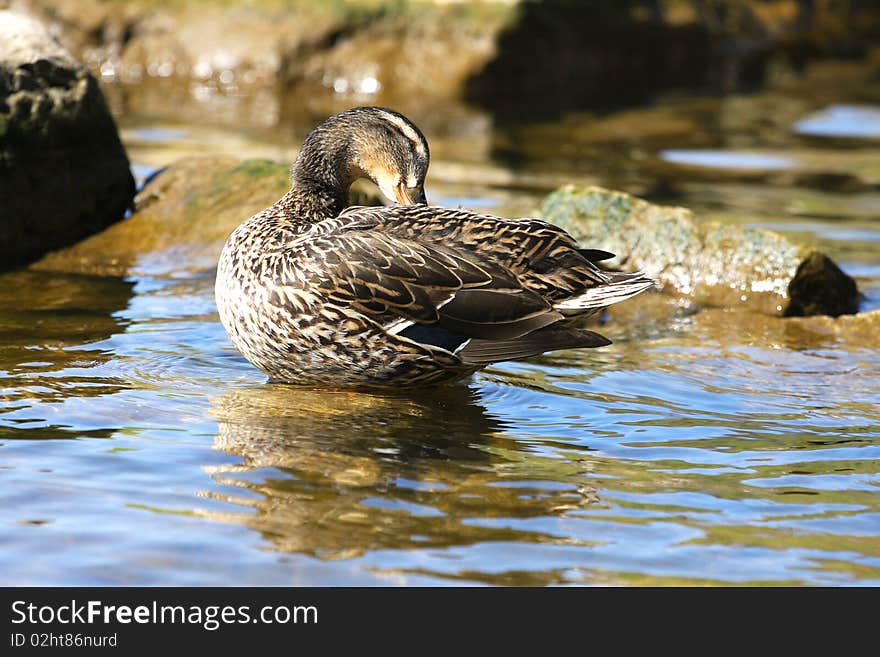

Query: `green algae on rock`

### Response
(0, 11, 134, 270)
(540, 185, 860, 317)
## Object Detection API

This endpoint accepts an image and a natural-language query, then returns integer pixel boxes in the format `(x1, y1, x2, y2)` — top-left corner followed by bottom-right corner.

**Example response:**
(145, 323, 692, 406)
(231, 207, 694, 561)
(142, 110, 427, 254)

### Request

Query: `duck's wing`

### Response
(288, 229, 566, 344)
(338, 204, 654, 311)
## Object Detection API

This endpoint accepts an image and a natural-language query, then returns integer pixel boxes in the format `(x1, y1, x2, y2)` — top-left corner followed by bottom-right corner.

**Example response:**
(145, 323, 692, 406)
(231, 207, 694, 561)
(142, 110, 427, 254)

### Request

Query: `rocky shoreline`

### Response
(8, 0, 880, 122)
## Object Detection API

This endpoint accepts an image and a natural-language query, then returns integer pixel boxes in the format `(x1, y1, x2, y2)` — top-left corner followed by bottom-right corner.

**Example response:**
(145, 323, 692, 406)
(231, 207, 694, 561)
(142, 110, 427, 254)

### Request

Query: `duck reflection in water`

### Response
(208, 384, 599, 561)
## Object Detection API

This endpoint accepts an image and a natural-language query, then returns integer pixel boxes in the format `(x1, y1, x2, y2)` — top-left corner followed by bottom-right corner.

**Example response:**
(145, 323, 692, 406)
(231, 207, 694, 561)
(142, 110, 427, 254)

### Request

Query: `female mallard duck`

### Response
(216, 106, 653, 387)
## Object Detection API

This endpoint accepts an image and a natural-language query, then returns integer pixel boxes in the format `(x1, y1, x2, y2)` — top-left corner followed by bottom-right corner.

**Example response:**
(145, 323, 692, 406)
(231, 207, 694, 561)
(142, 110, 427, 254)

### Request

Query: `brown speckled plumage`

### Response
(216, 107, 654, 387)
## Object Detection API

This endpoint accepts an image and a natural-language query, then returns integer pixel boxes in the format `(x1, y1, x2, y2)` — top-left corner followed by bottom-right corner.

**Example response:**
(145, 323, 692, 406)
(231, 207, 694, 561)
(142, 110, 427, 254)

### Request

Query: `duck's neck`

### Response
(275, 183, 347, 225)
(278, 133, 353, 224)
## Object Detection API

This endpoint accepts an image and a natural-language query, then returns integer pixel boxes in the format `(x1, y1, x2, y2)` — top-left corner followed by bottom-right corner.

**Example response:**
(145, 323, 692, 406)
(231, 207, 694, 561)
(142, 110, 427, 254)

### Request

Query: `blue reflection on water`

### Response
(794, 105, 880, 138)
(660, 150, 794, 170)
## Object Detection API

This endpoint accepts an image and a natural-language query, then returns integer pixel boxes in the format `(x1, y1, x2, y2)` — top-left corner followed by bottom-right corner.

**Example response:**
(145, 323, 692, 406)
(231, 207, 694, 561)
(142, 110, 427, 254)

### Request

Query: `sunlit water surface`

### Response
(1, 85, 879, 586)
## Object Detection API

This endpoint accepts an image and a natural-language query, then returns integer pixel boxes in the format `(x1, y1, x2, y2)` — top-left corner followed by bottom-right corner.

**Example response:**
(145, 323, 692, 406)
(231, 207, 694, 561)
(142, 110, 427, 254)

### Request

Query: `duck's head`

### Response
(291, 106, 429, 206)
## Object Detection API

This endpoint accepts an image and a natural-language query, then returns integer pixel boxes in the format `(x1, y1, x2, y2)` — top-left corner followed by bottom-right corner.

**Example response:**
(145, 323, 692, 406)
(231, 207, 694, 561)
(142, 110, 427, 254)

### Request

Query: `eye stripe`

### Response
(376, 110, 427, 158)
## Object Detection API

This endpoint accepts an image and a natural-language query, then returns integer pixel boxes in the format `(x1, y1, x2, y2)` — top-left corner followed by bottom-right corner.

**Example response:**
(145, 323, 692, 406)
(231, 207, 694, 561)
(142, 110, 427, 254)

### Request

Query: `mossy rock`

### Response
(32, 156, 290, 277)
(31, 155, 387, 278)
(540, 185, 860, 317)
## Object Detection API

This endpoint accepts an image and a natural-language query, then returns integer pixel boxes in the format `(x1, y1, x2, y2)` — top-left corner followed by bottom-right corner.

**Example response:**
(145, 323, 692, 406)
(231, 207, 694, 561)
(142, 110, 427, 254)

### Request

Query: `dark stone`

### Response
(785, 252, 861, 317)
(0, 11, 135, 270)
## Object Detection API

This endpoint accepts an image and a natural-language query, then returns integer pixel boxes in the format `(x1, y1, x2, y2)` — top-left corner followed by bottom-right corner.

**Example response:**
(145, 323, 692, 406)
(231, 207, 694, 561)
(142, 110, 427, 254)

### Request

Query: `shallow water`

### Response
(2, 73, 879, 585)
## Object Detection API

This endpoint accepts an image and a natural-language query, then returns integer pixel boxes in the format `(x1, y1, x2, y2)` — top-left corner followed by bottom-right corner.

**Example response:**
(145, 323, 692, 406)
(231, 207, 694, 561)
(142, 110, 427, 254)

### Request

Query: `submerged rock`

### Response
(0, 11, 134, 270)
(540, 186, 860, 317)
(651, 147, 880, 192)
(785, 309, 880, 346)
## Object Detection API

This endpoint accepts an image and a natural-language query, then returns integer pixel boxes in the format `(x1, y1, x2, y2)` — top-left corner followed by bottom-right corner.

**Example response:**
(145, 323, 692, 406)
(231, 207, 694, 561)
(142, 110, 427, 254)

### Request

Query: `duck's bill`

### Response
(394, 182, 427, 205)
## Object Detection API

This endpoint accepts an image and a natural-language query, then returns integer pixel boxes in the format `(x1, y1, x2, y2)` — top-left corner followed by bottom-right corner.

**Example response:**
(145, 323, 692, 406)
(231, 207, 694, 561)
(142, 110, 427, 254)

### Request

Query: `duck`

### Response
(215, 106, 654, 387)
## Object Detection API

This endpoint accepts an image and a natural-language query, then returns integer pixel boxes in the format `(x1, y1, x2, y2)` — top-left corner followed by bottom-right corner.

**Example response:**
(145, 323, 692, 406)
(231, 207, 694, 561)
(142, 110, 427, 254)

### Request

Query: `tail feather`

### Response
(458, 326, 612, 365)
(554, 271, 655, 313)
(578, 248, 616, 262)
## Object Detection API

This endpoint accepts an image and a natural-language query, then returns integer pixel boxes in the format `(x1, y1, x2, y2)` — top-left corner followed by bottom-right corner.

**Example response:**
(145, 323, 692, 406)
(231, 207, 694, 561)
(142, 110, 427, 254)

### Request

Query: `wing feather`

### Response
(272, 204, 655, 364)
(289, 229, 561, 340)
(338, 205, 621, 304)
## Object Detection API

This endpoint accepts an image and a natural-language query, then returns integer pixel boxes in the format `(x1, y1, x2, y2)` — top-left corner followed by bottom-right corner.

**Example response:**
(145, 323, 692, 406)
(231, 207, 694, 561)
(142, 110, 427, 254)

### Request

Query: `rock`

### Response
(0, 11, 134, 270)
(31, 154, 864, 319)
(784, 252, 861, 317)
(282, 9, 510, 119)
(540, 185, 861, 316)
(19, 0, 513, 122)
(686, 307, 880, 352)
(27, 153, 394, 278)
(30, 154, 384, 278)
(115, 4, 295, 87)
(31, 156, 289, 277)
(786, 309, 880, 346)
(11, 0, 295, 87)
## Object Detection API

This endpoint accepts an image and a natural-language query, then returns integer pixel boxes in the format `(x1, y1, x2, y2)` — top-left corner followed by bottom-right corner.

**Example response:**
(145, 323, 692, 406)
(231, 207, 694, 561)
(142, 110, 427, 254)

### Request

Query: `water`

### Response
(2, 76, 879, 586)
(794, 105, 880, 139)
(660, 150, 795, 170)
